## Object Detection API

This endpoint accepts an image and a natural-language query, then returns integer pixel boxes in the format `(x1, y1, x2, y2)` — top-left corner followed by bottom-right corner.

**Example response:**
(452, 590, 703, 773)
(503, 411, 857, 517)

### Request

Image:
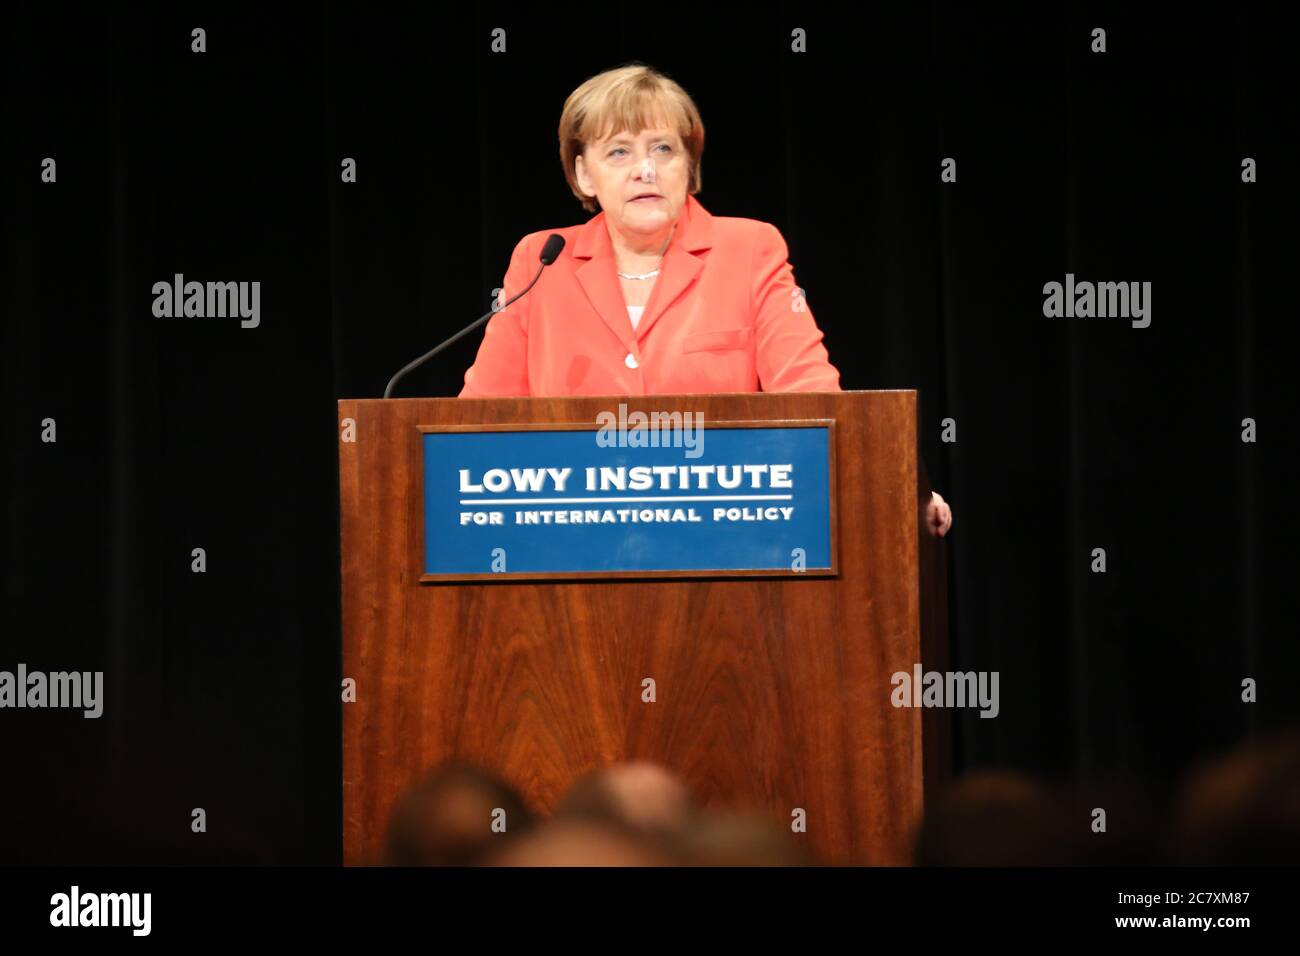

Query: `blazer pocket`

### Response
(682, 327, 753, 354)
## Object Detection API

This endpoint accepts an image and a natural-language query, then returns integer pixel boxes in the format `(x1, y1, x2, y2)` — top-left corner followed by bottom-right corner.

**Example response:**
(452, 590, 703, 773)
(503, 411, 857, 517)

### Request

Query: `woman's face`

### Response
(576, 123, 689, 238)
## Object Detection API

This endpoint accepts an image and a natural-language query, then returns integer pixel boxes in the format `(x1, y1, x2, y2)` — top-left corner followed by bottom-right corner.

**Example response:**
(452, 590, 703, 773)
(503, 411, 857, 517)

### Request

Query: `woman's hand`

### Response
(926, 491, 953, 537)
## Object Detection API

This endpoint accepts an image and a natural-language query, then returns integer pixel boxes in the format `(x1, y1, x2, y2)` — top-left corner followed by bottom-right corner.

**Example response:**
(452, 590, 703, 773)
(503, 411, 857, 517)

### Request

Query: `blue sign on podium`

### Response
(421, 422, 836, 579)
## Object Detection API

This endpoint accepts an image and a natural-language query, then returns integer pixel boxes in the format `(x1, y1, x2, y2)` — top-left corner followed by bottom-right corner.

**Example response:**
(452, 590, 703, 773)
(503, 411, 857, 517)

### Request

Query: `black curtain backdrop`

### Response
(4, 6, 1297, 864)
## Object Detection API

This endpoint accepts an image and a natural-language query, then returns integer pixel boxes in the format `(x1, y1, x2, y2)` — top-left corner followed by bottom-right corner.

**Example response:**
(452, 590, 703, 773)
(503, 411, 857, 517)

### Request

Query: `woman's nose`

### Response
(638, 156, 657, 183)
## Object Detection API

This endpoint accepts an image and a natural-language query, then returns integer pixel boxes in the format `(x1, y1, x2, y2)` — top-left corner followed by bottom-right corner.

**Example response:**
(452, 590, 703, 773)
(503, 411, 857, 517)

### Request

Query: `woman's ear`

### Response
(574, 154, 594, 198)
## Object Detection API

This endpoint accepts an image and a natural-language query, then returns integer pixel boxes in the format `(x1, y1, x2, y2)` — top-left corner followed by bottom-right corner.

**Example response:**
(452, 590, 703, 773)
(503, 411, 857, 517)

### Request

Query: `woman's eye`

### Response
(609, 144, 671, 158)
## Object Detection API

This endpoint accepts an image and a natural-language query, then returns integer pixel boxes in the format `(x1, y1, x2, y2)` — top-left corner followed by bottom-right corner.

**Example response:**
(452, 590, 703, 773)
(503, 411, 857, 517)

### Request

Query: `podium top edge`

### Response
(339, 389, 918, 404)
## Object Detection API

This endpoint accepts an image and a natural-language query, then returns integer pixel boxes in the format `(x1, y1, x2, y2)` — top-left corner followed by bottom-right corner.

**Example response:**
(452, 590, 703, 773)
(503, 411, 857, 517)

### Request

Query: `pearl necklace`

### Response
(616, 225, 675, 280)
(617, 265, 660, 280)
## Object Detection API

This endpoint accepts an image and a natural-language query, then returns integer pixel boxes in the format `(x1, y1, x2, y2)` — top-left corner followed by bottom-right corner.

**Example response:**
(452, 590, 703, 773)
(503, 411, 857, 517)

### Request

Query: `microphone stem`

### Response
(382, 262, 546, 399)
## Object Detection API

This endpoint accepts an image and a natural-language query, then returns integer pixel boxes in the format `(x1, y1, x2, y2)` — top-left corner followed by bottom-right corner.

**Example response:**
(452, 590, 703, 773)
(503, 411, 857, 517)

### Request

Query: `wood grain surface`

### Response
(339, 391, 949, 865)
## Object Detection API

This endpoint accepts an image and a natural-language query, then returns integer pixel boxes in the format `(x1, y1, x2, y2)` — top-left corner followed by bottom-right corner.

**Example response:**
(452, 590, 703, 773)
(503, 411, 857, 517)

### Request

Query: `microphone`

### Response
(382, 234, 566, 398)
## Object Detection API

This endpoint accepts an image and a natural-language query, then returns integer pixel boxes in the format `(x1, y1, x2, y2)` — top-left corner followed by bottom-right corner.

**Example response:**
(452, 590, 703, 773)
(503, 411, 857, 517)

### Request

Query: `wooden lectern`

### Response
(338, 390, 949, 865)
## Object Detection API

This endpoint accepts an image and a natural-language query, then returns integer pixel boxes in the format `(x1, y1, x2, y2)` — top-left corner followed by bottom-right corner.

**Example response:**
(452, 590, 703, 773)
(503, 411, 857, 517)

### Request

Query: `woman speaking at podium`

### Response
(459, 64, 951, 537)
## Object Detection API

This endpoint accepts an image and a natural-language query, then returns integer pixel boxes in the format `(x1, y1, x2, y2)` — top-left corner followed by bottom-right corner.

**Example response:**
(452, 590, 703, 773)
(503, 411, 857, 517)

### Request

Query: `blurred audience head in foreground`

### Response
(386, 728, 1300, 865)
(385, 762, 537, 866)
(1168, 728, 1300, 865)
(386, 759, 811, 866)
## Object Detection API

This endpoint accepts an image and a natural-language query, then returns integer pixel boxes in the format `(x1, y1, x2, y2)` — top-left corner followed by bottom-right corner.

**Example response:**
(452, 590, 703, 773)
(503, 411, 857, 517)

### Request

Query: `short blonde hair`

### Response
(559, 63, 705, 213)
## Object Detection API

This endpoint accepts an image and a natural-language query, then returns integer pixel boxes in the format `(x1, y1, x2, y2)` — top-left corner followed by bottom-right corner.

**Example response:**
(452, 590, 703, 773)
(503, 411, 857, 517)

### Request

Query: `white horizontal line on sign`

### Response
(458, 494, 795, 506)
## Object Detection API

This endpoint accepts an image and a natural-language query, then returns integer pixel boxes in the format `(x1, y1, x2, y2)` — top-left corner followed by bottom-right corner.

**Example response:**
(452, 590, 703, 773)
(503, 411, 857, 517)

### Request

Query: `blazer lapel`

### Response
(572, 195, 715, 348)
(632, 195, 713, 343)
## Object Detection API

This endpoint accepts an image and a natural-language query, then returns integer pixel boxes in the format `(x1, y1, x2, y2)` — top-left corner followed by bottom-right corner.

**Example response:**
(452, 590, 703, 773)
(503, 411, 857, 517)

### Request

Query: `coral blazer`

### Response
(458, 195, 841, 397)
